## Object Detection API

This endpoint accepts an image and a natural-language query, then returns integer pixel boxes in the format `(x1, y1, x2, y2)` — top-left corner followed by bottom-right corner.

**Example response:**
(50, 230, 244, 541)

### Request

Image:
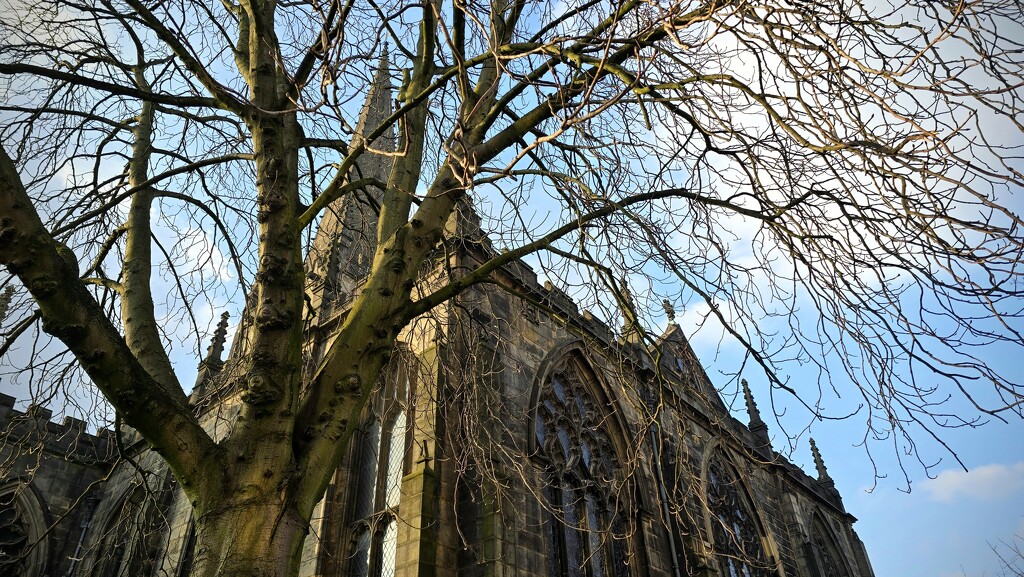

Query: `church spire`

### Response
(742, 378, 770, 447)
(354, 46, 393, 150)
(305, 47, 396, 318)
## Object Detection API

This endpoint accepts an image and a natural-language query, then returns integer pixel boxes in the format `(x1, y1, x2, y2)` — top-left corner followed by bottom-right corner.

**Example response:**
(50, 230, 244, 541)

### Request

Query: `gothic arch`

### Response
(0, 479, 49, 577)
(806, 512, 853, 577)
(528, 340, 631, 458)
(529, 343, 639, 577)
(699, 441, 782, 577)
(656, 434, 703, 576)
(81, 484, 160, 577)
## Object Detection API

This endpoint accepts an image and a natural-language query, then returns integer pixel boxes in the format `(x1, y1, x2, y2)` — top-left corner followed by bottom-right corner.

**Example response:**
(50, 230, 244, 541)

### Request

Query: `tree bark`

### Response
(191, 497, 308, 577)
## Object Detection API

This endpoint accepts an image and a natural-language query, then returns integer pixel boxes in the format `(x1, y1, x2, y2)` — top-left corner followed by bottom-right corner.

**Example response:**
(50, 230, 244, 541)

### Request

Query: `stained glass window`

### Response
(349, 368, 409, 577)
(706, 452, 772, 577)
(535, 361, 630, 577)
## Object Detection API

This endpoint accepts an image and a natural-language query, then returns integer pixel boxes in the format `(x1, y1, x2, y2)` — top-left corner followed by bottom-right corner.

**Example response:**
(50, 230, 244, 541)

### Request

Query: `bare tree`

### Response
(1, 0, 1023, 574)
(995, 532, 1024, 577)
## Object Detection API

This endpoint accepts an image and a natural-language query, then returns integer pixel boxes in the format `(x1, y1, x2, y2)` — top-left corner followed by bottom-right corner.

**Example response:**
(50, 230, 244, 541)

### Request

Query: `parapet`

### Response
(0, 394, 115, 465)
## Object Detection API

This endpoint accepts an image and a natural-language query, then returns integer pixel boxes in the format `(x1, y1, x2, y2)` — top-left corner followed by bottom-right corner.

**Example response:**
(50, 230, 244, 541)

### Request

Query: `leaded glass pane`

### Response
(380, 518, 398, 577)
(384, 411, 406, 508)
(349, 368, 409, 577)
(355, 420, 381, 519)
(0, 498, 27, 575)
(812, 518, 851, 577)
(351, 527, 371, 577)
(562, 486, 583, 577)
(586, 493, 606, 577)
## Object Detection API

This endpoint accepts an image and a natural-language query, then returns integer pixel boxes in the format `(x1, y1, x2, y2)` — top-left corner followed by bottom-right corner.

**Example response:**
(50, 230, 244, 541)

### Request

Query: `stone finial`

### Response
(809, 438, 834, 487)
(662, 298, 675, 323)
(0, 286, 14, 324)
(742, 378, 769, 446)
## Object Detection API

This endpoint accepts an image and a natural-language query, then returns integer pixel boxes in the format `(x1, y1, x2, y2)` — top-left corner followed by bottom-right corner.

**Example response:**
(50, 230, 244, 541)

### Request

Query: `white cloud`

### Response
(922, 462, 1024, 503)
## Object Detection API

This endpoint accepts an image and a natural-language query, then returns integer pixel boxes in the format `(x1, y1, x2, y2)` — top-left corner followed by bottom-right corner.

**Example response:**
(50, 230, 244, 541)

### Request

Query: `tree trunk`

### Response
(191, 499, 309, 577)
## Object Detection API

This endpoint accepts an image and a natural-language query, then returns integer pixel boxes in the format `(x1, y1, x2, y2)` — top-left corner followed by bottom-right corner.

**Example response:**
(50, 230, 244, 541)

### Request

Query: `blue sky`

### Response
(706, 350, 1024, 577)
(843, 421, 1024, 577)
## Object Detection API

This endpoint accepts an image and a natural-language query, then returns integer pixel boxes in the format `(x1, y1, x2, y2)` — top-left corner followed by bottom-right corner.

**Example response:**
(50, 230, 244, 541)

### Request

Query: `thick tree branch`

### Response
(0, 143, 222, 496)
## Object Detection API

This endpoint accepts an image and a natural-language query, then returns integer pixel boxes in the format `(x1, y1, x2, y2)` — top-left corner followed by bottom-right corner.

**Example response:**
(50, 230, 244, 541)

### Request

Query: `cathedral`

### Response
(0, 59, 875, 577)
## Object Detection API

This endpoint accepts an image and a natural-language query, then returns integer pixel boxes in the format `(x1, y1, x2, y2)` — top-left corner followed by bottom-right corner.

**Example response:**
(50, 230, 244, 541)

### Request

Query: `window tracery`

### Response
(0, 493, 28, 574)
(810, 516, 850, 577)
(535, 361, 630, 577)
(706, 452, 772, 577)
(88, 488, 157, 577)
(658, 439, 702, 577)
(349, 367, 409, 577)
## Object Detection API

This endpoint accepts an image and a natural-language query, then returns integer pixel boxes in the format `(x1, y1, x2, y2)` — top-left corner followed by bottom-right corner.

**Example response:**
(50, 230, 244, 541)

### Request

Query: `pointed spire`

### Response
(304, 46, 396, 302)
(205, 311, 230, 366)
(354, 46, 394, 151)
(809, 437, 842, 510)
(809, 438, 832, 484)
(0, 286, 13, 325)
(742, 378, 770, 447)
(194, 312, 230, 391)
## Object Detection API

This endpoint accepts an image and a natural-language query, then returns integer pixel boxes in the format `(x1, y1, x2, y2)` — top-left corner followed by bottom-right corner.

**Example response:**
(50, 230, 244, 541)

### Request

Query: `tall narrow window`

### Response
(535, 360, 630, 577)
(809, 516, 851, 577)
(177, 520, 197, 577)
(87, 487, 158, 577)
(705, 453, 772, 577)
(349, 367, 409, 577)
(659, 440, 700, 576)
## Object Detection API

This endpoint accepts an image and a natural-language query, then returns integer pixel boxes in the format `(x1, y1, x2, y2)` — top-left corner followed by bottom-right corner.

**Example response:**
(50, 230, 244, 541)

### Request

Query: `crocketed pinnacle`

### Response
(204, 311, 230, 366)
(742, 378, 769, 447)
(809, 437, 835, 487)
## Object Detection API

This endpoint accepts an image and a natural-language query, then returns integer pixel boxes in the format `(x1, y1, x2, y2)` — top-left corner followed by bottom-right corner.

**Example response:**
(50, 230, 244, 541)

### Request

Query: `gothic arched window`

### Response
(349, 366, 410, 577)
(705, 452, 772, 577)
(658, 439, 701, 576)
(0, 485, 31, 576)
(534, 359, 630, 577)
(0, 482, 49, 577)
(87, 487, 158, 577)
(809, 515, 851, 577)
